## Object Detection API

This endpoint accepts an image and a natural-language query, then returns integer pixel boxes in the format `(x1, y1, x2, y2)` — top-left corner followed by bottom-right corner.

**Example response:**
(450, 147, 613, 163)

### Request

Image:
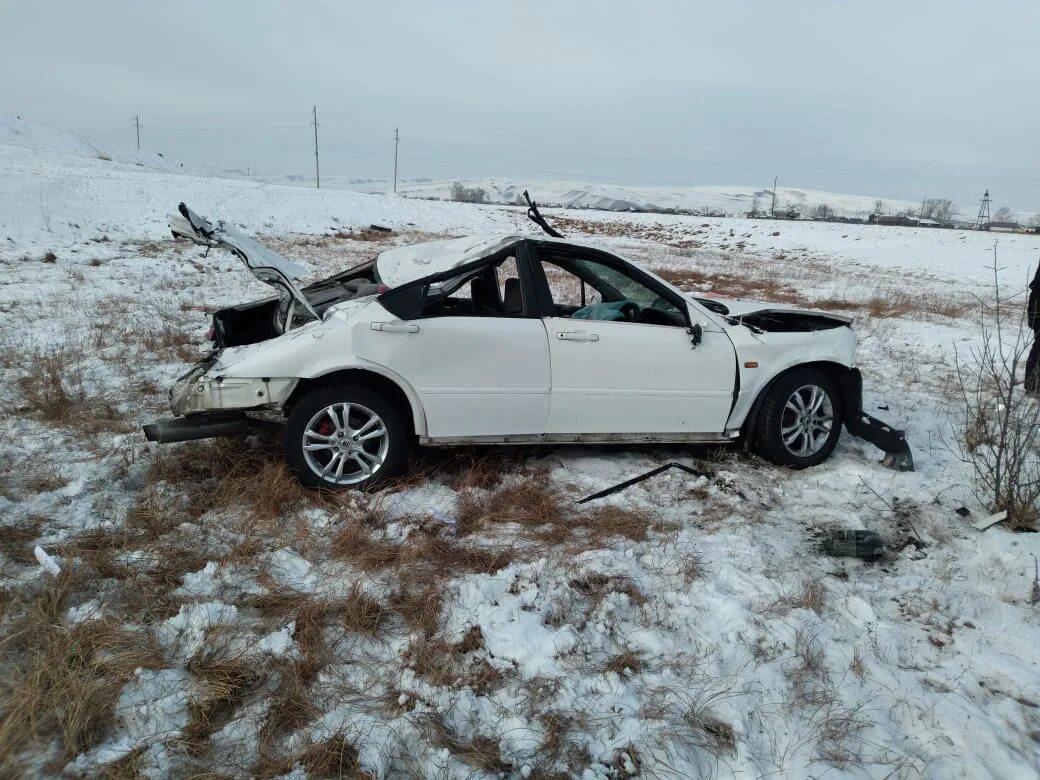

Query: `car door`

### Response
(530, 244, 737, 435)
(353, 251, 551, 439)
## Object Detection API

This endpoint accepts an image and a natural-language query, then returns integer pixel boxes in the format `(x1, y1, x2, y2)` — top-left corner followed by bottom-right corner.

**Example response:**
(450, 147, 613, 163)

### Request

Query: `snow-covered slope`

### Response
(0, 115, 520, 252)
(356, 176, 922, 218)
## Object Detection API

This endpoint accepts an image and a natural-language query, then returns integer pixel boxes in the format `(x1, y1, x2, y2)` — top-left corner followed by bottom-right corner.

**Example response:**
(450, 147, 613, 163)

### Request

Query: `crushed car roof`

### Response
(375, 235, 524, 288)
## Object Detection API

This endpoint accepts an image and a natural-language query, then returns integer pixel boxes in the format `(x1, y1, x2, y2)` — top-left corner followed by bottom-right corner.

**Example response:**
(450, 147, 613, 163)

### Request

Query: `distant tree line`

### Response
(450, 182, 489, 204)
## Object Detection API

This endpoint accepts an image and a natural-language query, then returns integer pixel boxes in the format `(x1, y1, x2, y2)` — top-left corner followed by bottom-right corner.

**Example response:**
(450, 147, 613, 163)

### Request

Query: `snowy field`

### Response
(266, 175, 922, 221)
(2, 117, 1040, 778)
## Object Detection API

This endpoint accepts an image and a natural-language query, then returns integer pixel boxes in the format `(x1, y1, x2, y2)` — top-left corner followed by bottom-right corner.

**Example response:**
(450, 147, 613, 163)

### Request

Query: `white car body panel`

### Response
(542, 310, 737, 434)
(722, 323, 858, 432)
(352, 314, 551, 437)
(376, 235, 523, 288)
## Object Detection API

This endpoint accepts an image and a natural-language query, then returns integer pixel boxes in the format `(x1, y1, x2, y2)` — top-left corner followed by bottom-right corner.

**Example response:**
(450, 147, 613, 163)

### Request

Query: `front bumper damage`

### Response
(841, 369, 915, 471)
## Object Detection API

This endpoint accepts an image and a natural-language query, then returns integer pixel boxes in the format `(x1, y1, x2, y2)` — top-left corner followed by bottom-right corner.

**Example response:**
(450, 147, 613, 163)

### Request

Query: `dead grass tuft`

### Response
(389, 580, 445, 639)
(763, 579, 827, 616)
(339, 583, 386, 635)
(181, 652, 265, 752)
(423, 715, 511, 774)
(297, 732, 372, 778)
(146, 438, 320, 525)
(331, 520, 511, 576)
(601, 648, 645, 677)
(654, 266, 969, 322)
(406, 626, 504, 693)
(255, 661, 321, 773)
(14, 342, 127, 434)
(0, 573, 163, 771)
(454, 475, 566, 537)
(42, 251, 57, 263)
(442, 452, 507, 492)
(0, 520, 43, 564)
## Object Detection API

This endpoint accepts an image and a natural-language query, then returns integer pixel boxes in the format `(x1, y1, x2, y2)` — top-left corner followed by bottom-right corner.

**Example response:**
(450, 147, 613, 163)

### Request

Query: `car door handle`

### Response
(371, 322, 420, 333)
(557, 331, 599, 342)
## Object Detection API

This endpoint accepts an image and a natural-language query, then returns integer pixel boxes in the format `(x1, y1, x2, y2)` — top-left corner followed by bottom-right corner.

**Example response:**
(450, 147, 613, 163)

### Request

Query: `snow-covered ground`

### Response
(323, 176, 923, 220)
(2, 117, 1039, 778)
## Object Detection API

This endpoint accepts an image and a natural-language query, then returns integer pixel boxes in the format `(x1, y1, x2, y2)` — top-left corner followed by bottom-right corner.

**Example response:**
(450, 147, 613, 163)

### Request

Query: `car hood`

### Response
(375, 234, 522, 288)
(169, 203, 318, 318)
(692, 295, 853, 325)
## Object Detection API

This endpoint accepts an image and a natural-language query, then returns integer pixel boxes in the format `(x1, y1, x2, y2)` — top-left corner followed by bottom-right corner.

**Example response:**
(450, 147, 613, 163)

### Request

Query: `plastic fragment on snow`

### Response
(577, 462, 712, 503)
(822, 529, 885, 560)
(972, 510, 1008, 531)
(34, 545, 61, 575)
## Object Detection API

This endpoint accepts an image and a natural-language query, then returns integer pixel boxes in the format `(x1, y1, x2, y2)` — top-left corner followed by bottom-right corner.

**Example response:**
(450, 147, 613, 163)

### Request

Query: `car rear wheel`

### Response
(285, 384, 408, 489)
(751, 369, 842, 468)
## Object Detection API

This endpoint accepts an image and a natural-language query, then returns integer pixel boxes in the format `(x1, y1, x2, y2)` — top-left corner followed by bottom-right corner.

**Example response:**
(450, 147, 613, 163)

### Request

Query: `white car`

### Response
(144, 203, 913, 489)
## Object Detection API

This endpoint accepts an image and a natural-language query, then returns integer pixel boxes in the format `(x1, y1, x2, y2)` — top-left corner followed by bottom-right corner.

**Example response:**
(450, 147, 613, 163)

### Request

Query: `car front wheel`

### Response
(285, 384, 408, 489)
(751, 369, 842, 468)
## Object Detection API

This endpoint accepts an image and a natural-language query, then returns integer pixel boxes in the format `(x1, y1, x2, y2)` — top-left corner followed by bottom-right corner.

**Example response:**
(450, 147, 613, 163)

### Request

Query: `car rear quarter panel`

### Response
(208, 301, 430, 434)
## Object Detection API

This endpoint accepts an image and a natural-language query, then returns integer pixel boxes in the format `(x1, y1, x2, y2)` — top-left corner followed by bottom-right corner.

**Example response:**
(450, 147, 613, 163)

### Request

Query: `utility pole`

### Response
(310, 106, 320, 189)
(133, 114, 140, 150)
(393, 127, 400, 194)
(770, 176, 778, 218)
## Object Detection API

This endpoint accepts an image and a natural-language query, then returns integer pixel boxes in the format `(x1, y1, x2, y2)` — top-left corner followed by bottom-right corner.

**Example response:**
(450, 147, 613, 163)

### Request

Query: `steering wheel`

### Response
(619, 301, 640, 321)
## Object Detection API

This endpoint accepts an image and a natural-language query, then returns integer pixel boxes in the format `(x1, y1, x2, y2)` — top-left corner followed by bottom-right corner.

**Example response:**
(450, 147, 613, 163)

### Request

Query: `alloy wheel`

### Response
(301, 402, 389, 485)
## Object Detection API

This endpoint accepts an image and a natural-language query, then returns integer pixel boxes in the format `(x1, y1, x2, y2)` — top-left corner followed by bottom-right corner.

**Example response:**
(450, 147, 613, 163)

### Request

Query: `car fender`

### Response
(724, 326, 857, 433)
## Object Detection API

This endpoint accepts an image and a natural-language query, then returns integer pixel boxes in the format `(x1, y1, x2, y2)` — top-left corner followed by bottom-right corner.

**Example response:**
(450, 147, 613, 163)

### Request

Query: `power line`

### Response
(393, 127, 399, 194)
(310, 106, 320, 189)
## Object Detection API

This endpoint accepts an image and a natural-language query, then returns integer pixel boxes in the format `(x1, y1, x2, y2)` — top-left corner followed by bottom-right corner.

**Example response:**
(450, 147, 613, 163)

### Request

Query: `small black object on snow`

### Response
(822, 529, 885, 560)
(955, 506, 971, 517)
(578, 462, 711, 503)
(877, 404, 889, 411)
(369, 224, 393, 233)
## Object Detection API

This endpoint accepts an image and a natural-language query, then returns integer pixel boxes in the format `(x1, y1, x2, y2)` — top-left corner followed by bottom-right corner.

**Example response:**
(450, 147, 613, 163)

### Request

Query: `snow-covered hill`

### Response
(353, 176, 923, 219)
(0, 115, 520, 252)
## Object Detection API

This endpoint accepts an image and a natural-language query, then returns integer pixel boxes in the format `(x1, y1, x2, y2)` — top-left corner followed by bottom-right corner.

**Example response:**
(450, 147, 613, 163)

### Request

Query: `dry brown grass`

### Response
(389, 580, 446, 639)
(456, 475, 658, 547)
(146, 439, 320, 526)
(296, 732, 372, 778)
(654, 267, 969, 321)
(181, 652, 265, 753)
(455, 476, 567, 536)
(601, 648, 645, 677)
(13, 342, 127, 434)
(406, 626, 504, 694)
(331, 227, 394, 242)
(763, 579, 827, 616)
(0, 519, 42, 564)
(339, 584, 386, 635)
(422, 715, 511, 774)
(331, 520, 511, 577)
(139, 322, 198, 363)
(0, 573, 163, 773)
(42, 251, 57, 263)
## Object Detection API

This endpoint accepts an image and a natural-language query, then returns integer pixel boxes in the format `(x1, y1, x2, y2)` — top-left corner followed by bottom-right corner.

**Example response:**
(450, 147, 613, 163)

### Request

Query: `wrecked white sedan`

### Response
(144, 203, 912, 489)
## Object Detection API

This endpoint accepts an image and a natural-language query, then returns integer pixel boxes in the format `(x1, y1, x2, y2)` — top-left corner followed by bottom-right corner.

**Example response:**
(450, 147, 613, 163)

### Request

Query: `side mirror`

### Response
(687, 323, 703, 349)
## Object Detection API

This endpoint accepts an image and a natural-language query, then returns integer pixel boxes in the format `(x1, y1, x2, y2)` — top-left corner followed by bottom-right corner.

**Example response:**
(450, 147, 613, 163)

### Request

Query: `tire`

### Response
(284, 384, 409, 490)
(751, 369, 843, 468)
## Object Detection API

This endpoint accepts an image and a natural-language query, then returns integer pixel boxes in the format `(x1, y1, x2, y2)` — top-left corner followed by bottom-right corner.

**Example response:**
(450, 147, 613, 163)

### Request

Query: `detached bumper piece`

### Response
(841, 369, 915, 471)
(143, 413, 261, 444)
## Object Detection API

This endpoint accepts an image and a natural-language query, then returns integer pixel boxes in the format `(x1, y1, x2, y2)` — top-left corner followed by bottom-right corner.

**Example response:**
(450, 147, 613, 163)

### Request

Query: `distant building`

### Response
(984, 221, 1021, 232)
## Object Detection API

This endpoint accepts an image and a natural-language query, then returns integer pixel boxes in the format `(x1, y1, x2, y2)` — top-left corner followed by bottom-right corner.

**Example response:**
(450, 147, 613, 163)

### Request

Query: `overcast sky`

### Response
(2, 0, 1038, 211)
